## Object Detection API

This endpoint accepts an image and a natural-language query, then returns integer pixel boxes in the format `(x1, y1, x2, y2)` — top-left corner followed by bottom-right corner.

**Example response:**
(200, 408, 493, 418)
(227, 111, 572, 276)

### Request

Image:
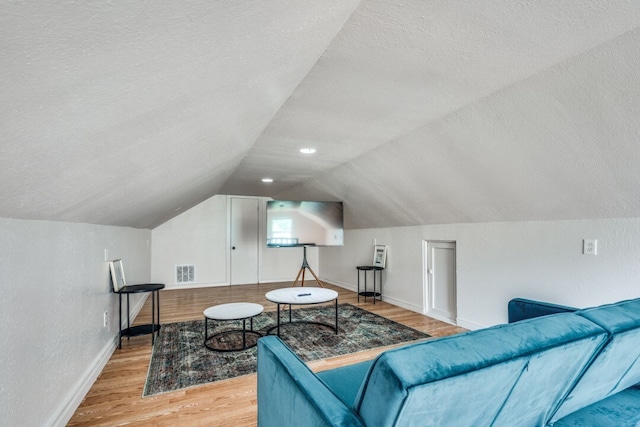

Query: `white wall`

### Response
(151, 195, 229, 287)
(151, 195, 318, 288)
(320, 217, 640, 329)
(0, 217, 151, 427)
(5, 202, 638, 427)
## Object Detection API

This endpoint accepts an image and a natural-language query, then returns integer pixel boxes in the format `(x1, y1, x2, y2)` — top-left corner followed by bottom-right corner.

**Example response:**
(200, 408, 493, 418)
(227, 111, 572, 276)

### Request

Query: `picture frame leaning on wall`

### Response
(109, 259, 126, 292)
(372, 245, 387, 268)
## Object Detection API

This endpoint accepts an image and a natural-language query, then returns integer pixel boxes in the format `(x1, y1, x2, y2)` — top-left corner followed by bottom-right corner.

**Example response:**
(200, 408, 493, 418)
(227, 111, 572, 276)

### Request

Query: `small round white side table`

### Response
(265, 287, 339, 337)
(203, 302, 264, 351)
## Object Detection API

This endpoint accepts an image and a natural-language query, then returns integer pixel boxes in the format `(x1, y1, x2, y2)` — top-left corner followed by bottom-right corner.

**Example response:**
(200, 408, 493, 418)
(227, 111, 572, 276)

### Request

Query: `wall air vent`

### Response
(176, 264, 195, 284)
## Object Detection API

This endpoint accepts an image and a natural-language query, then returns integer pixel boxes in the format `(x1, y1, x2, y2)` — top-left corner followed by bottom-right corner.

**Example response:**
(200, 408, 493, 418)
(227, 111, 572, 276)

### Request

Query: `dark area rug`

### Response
(143, 303, 430, 396)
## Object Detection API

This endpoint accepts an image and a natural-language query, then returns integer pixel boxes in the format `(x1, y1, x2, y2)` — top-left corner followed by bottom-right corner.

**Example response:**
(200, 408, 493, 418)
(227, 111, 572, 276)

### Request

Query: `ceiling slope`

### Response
(222, 0, 640, 200)
(277, 27, 640, 229)
(231, 1, 640, 228)
(2, 1, 640, 230)
(0, 0, 361, 228)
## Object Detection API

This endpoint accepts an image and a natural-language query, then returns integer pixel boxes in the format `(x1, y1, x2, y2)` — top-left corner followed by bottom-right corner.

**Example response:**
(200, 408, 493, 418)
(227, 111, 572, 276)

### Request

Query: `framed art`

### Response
(372, 245, 387, 268)
(109, 259, 126, 292)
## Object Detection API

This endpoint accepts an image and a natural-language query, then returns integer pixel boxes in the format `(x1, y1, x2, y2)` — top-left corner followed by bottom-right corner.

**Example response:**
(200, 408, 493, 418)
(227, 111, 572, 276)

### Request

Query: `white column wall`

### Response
(151, 195, 229, 288)
(320, 217, 640, 329)
(151, 195, 316, 288)
(0, 218, 151, 427)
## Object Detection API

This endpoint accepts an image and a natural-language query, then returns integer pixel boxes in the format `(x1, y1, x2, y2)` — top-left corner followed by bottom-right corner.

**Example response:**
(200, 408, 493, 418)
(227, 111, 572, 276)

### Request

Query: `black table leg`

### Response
(242, 319, 247, 348)
(277, 303, 281, 337)
(118, 293, 122, 349)
(204, 317, 208, 346)
(373, 272, 376, 305)
(335, 298, 338, 334)
(151, 290, 155, 344)
(156, 290, 161, 336)
(126, 294, 130, 342)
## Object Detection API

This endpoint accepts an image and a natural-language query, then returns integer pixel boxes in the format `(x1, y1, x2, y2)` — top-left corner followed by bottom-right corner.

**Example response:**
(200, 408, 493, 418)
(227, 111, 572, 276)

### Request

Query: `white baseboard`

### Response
(163, 281, 230, 290)
(50, 294, 148, 426)
(258, 278, 298, 284)
(456, 317, 485, 331)
(321, 278, 356, 292)
(321, 278, 425, 314)
(161, 279, 309, 290)
(50, 335, 119, 427)
(383, 295, 423, 314)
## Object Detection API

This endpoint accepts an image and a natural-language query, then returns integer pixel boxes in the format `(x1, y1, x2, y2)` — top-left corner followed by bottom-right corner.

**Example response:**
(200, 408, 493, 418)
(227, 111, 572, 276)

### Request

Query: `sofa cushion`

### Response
(551, 385, 640, 426)
(354, 313, 608, 427)
(317, 360, 374, 407)
(551, 298, 640, 422)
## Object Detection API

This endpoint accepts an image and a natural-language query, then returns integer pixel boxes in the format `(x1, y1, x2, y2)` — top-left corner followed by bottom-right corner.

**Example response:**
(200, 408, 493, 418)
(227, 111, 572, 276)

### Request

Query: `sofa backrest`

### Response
(550, 298, 640, 422)
(353, 313, 608, 427)
(508, 298, 577, 323)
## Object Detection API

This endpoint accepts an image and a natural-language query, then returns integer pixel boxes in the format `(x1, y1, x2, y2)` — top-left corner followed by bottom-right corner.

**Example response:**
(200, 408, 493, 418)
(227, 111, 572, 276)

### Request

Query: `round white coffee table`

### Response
(203, 302, 264, 351)
(265, 287, 339, 336)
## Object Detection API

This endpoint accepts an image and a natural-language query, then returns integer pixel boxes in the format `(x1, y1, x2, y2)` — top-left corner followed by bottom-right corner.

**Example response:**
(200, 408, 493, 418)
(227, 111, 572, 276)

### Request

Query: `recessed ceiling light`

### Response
(261, 178, 273, 183)
(300, 148, 316, 154)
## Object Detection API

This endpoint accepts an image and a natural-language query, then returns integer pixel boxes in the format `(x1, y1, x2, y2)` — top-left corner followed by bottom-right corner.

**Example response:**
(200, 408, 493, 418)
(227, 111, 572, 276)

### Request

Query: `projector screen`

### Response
(266, 200, 344, 247)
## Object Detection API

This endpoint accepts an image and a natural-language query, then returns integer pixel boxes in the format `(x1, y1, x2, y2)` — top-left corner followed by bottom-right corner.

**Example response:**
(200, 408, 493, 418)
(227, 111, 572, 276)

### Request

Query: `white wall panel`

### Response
(151, 195, 228, 288)
(151, 195, 312, 288)
(320, 217, 640, 329)
(0, 218, 150, 426)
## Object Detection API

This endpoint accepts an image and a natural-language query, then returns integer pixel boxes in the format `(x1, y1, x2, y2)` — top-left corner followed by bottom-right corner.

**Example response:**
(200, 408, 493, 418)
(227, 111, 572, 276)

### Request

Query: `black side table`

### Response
(356, 266, 383, 304)
(116, 283, 165, 348)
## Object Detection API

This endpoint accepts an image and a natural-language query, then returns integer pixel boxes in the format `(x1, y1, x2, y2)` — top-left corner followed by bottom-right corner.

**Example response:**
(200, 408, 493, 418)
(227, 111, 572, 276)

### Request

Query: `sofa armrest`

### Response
(257, 336, 364, 427)
(508, 298, 577, 323)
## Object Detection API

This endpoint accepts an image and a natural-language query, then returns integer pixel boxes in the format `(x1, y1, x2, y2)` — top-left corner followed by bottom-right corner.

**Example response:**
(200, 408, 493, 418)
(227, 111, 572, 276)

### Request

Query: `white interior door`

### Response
(230, 197, 259, 285)
(425, 241, 457, 324)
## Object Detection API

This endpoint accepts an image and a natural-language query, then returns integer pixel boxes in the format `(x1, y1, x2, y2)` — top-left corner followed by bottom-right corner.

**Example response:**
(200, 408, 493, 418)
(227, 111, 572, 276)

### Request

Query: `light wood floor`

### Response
(68, 282, 466, 426)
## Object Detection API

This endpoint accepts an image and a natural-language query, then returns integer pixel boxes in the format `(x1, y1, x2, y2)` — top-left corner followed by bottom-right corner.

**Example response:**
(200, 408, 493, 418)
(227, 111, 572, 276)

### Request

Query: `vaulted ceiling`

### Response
(2, 1, 640, 229)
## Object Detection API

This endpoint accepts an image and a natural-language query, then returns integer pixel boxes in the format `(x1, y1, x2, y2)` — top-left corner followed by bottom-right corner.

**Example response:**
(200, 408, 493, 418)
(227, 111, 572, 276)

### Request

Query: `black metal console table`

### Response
(356, 266, 383, 304)
(116, 283, 165, 348)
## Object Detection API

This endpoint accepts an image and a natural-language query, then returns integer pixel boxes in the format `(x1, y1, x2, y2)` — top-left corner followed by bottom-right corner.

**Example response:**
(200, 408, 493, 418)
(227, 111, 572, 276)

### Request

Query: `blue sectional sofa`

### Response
(257, 297, 640, 426)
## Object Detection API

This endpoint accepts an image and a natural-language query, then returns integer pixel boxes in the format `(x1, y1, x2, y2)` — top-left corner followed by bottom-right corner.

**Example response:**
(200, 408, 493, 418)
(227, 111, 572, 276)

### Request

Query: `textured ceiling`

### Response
(2, 1, 640, 229)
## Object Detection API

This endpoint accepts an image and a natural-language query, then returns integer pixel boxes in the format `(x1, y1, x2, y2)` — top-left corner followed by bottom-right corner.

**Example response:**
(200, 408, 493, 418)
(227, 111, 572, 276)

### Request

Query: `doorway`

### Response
(229, 197, 259, 285)
(424, 240, 457, 324)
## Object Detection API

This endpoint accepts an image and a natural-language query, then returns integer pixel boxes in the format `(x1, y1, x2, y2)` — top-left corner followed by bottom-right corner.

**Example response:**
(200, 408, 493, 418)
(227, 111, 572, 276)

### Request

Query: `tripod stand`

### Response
(292, 246, 325, 287)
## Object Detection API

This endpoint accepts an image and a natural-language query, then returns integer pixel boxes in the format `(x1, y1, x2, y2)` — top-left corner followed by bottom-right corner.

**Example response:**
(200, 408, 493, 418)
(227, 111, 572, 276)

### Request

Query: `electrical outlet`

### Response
(583, 239, 597, 255)
(103, 311, 108, 328)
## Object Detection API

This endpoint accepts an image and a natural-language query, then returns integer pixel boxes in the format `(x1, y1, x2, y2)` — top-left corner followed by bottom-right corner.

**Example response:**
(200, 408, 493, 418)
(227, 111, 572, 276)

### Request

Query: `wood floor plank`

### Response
(68, 282, 466, 426)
